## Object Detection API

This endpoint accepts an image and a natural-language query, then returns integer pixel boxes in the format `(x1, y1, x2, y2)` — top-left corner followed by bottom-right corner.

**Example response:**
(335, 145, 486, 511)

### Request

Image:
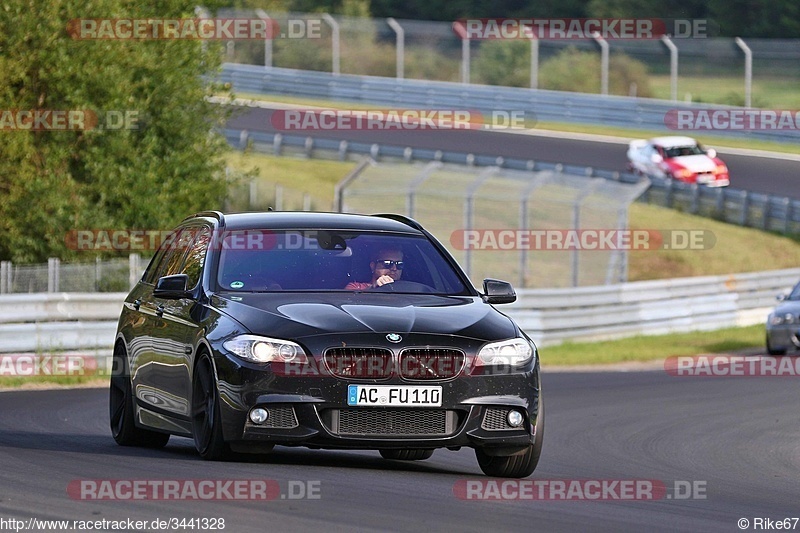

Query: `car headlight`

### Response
(476, 338, 535, 367)
(714, 165, 727, 174)
(770, 313, 796, 325)
(223, 335, 308, 364)
(675, 168, 693, 179)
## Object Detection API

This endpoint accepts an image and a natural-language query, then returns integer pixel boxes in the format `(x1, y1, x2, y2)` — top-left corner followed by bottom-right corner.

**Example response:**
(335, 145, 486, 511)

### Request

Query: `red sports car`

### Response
(627, 136, 729, 187)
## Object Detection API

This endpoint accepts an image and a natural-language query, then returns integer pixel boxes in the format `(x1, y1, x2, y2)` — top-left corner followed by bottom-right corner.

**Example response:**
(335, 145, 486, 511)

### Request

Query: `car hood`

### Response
(772, 300, 800, 317)
(212, 292, 517, 341)
(668, 154, 716, 173)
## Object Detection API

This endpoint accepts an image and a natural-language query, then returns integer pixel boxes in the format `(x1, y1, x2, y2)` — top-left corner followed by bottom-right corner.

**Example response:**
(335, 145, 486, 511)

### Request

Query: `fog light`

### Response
(249, 408, 269, 424)
(507, 410, 524, 427)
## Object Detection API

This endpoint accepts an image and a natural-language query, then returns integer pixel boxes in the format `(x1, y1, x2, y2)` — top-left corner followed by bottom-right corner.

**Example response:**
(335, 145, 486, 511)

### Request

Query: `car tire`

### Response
(766, 334, 787, 356)
(109, 343, 170, 448)
(191, 353, 232, 460)
(379, 449, 434, 461)
(475, 391, 544, 478)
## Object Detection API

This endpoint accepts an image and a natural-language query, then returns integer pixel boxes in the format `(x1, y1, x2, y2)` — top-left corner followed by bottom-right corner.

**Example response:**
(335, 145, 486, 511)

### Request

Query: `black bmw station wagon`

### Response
(110, 211, 543, 478)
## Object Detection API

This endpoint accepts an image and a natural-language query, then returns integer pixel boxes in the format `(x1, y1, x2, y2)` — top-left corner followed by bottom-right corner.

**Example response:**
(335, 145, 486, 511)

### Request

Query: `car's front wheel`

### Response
(475, 394, 544, 478)
(380, 449, 434, 461)
(109, 343, 170, 448)
(191, 353, 232, 460)
(766, 334, 787, 356)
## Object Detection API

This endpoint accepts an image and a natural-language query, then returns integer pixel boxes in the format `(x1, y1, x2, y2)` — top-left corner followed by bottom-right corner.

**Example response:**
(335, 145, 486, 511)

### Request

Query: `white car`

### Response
(627, 136, 730, 187)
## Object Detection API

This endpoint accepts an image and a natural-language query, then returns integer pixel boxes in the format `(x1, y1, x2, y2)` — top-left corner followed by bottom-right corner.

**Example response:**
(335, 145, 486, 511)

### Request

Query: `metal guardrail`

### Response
(2, 268, 795, 353)
(220, 63, 800, 143)
(225, 128, 800, 235)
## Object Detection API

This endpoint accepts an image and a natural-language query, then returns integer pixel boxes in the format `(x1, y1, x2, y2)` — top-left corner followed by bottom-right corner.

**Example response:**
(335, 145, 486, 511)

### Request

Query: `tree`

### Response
(0, 0, 232, 262)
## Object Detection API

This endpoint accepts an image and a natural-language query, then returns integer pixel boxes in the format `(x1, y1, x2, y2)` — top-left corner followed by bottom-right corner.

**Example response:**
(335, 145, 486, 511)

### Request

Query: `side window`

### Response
(181, 227, 211, 288)
(142, 229, 182, 285)
(161, 230, 196, 278)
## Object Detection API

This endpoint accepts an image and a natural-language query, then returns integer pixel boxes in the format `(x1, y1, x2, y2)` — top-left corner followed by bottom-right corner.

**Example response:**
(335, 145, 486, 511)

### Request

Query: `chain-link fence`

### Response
(217, 9, 800, 107)
(337, 160, 649, 288)
(0, 255, 144, 294)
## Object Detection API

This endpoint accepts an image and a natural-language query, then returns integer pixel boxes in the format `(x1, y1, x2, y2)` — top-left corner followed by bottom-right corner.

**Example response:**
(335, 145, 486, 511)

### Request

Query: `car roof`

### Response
(649, 136, 698, 148)
(184, 211, 424, 234)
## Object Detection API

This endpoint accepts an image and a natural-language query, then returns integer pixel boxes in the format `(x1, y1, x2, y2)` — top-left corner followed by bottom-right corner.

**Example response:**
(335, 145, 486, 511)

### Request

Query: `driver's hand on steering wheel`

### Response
(375, 275, 394, 287)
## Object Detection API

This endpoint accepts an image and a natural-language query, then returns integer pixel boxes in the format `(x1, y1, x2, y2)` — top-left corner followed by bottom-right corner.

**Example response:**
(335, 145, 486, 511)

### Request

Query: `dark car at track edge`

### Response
(110, 211, 543, 478)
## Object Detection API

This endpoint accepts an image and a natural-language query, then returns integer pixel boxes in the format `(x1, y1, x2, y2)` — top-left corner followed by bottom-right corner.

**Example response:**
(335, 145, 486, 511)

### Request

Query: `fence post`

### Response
(303, 193, 312, 211)
(734, 37, 752, 108)
(48, 257, 60, 293)
(387, 18, 404, 80)
(129, 253, 140, 289)
(95, 256, 102, 291)
(0, 261, 9, 294)
(255, 9, 272, 68)
(784, 199, 794, 234)
(321, 14, 341, 76)
(275, 184, 284, 211)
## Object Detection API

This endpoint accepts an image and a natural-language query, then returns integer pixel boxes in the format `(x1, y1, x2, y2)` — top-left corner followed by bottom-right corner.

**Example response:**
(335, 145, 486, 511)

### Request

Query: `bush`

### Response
(539, 47, 652, 97)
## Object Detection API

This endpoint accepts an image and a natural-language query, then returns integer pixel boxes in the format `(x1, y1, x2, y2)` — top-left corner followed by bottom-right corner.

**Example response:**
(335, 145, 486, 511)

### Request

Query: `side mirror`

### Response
(777, 293, 787, 301)
(706, 148, 717, 158)
(482, 278, 516, 304)
(154, 274, 192, 300)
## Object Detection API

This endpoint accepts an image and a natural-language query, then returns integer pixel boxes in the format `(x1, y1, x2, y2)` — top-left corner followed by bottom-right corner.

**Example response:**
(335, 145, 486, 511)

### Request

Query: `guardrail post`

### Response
(530, 36, 539, 89)
(303, 193, 312, 211)
(387, 18, 405, 80)
(338, 140, 348, 161)
(273, 133, 282, 156)
(763, 196, 772, 231)
(715, 186, 725, 217)
(740, 190, 750, 226)
(665, 179, 674, 208)
(0, 261, 9, 294)
(321, 14, 341, 76)
(690, 184, 699, 214)
(47, 258, 60, 293)
(129, 254, 140, 289)
(239, 129, 249, 150)
(784, 199, 794, 234)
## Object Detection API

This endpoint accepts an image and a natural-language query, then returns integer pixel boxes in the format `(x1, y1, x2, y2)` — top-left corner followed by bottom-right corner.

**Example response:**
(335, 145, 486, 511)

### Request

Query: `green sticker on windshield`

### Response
(230, 281, 244, 289)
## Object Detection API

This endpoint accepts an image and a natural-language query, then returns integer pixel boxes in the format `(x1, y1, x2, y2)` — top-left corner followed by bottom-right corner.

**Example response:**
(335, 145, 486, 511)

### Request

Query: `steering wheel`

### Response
(370, 280, 434, 293)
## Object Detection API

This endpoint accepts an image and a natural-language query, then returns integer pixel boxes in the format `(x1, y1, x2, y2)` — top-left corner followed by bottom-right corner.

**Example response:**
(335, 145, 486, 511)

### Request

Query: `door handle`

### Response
(156, 304, 164, 317)
(133, 299, 141, 311)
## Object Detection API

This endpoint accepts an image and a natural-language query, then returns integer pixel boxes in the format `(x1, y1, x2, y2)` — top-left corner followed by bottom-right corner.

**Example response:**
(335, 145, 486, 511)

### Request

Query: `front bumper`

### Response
(213, 353, 541, 454)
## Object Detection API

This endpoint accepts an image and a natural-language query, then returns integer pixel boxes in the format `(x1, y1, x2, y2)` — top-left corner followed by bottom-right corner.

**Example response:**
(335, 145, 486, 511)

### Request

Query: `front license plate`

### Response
(347, 385, 442, 407)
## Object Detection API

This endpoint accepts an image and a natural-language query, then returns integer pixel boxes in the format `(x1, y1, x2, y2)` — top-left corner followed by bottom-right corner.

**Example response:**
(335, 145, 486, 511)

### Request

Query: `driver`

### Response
(344, 248, 403, 290)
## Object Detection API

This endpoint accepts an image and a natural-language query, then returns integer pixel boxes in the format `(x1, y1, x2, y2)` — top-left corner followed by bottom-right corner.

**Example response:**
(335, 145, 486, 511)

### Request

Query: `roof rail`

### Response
(371, 213, 424, 231)
(183, 211, 225, 226)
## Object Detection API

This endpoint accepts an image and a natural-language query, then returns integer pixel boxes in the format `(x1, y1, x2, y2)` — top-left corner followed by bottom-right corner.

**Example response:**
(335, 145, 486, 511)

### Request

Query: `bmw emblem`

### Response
(386, 333, 402, 343)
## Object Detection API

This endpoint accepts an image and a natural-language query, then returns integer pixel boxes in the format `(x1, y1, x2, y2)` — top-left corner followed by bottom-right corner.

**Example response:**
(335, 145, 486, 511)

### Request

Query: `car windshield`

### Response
(789, 282, 800, 300)
(215, 229, 469, 295)
(664, 145, 705, 158)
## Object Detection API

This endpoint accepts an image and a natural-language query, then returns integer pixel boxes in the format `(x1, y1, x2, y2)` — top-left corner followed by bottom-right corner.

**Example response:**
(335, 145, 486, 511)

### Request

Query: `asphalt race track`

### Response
(2, 371, 798, 532)
(228, 105, 800, 200)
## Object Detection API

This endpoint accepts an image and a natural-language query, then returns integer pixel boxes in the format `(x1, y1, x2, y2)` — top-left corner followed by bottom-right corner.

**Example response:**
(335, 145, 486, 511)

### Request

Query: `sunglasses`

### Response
(375, 259, 404, 270)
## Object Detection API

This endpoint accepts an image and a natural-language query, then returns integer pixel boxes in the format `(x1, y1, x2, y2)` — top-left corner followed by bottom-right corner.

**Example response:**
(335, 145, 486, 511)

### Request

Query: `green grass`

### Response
(649, 75, 800, 109)
(542, 325, 764, 366)
(0, 374, 107, 389)
(223, 92, 800, 156)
